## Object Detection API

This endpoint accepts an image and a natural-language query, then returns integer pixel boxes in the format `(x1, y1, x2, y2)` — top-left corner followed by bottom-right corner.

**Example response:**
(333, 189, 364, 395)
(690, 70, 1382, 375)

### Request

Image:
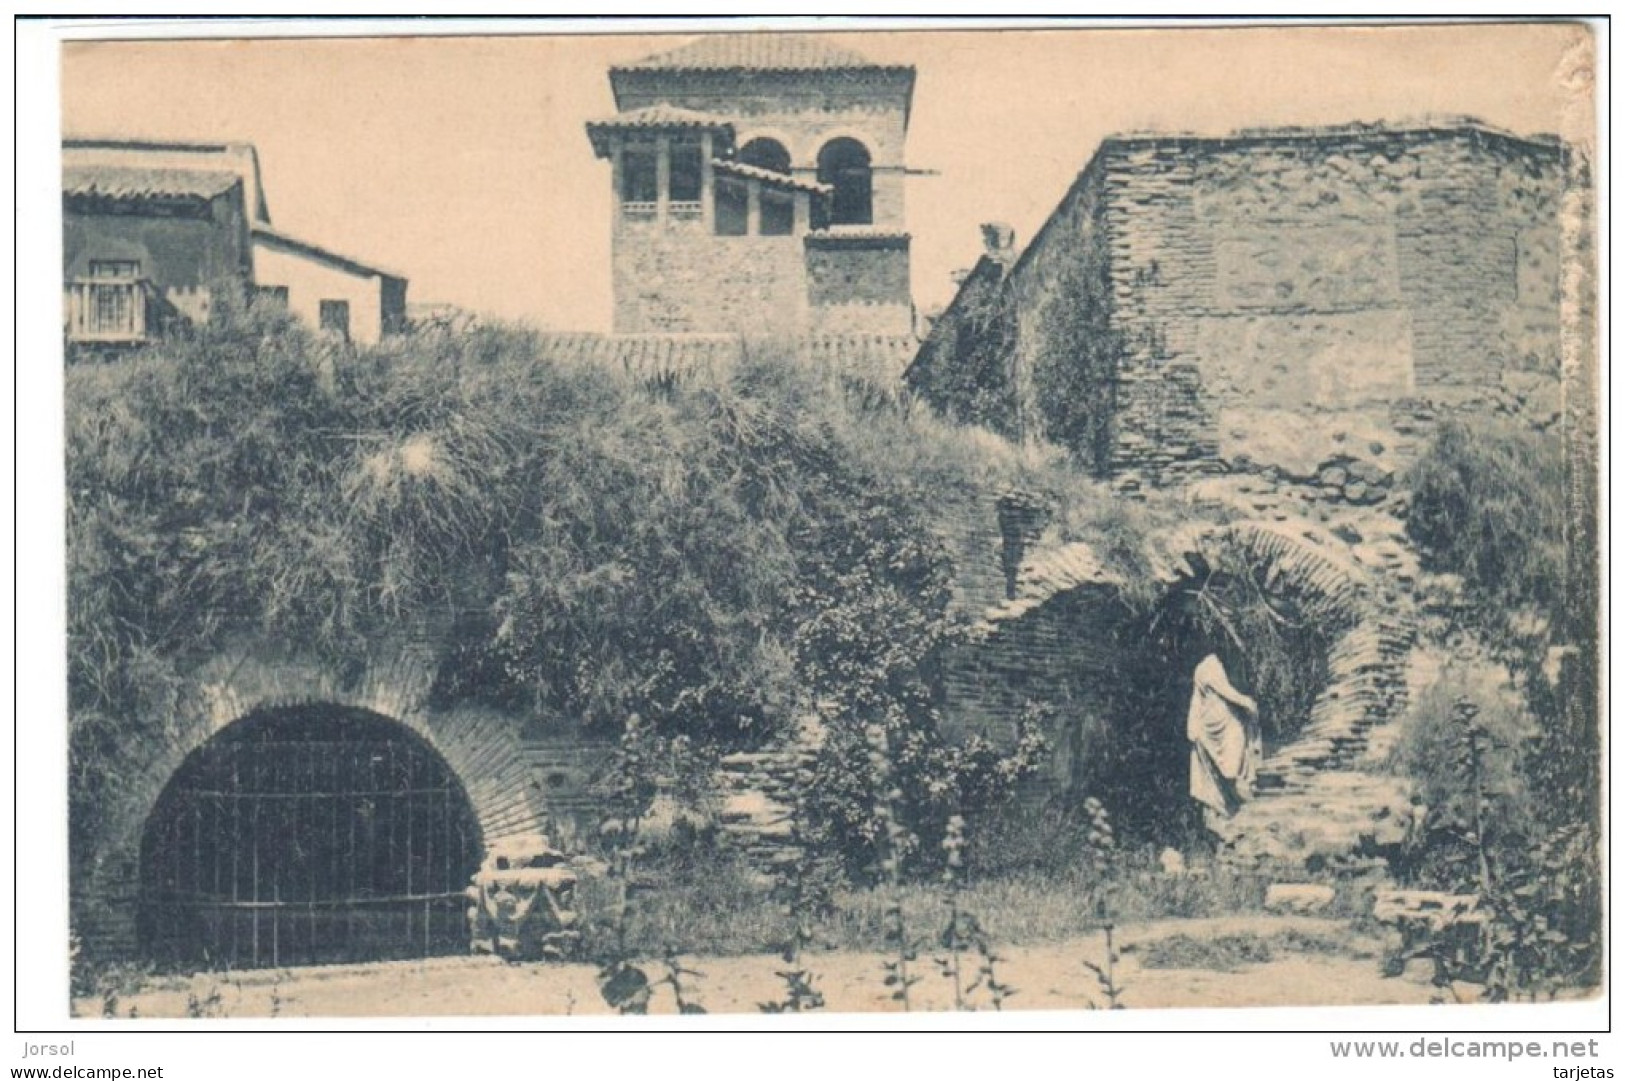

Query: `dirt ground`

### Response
(77, 915, 1466, 1019)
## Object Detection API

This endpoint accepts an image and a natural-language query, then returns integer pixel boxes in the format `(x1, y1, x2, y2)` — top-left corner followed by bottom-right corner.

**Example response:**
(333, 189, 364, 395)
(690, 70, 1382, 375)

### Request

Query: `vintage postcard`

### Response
(43, 17, 1600, 1024)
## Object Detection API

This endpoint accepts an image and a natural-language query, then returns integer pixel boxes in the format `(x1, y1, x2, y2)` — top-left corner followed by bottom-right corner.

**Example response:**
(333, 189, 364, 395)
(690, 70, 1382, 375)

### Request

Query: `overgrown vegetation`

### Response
(67, 297, 1097, 918)
(1393, 417, 1601, 996)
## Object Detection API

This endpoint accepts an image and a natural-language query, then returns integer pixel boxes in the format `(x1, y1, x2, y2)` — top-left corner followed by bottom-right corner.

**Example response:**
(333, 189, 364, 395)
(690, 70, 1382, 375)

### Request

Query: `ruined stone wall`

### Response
(1090, 125, 1570, 487)
(612, 215, 808, 335)
(939, 588, 1132, 800)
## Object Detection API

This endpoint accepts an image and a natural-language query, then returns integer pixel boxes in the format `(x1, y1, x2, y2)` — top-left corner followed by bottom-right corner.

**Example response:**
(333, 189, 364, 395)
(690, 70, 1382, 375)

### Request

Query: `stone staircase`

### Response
(1154, 517, 1427, 875)
(1211, 616, 1419, 873)
(713, 745, 812, 879)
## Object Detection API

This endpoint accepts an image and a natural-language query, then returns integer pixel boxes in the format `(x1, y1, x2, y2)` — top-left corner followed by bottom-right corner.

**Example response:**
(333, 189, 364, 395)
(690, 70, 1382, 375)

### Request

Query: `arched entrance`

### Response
(137, 704, 483, 970)
(1090, 524, 1370, 845)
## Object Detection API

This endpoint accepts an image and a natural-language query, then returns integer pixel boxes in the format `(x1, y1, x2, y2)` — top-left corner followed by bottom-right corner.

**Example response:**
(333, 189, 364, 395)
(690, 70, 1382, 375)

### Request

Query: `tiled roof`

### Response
(586, 106, 737, 158)
(711, 158, 831, 194)
(614, 33, 909, 74)
(251, 226, 406, 282)
(800, 334, 918, 379)
(63, 137, 272, 222)
(536, 332, 745, 378)
(804, 227, 912, 248)
(62, 163, 241, 202)
(534, 332, 920, 384)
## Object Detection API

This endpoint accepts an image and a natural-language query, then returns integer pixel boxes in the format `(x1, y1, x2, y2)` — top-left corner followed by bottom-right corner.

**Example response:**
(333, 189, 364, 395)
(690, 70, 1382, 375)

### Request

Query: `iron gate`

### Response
(138, 705, 483, 970)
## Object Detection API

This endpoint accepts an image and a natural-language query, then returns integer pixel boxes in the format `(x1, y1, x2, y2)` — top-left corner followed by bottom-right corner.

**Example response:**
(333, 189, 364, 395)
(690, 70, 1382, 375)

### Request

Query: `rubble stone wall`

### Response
(612, 218, 808, 336)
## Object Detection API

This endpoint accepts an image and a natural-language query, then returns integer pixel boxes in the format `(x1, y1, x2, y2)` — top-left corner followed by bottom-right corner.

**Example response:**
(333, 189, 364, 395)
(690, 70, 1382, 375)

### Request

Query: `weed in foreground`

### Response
(184, 985, 224, 1019)
(1080, 797, 1127, 1010)
(933, 815, 1016, 1011)
(871, 729, 923, 1011)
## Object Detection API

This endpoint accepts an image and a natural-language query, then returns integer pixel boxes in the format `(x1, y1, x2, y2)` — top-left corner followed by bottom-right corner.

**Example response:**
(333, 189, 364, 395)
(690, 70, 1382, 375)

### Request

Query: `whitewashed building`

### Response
(252, 226, 408, 345)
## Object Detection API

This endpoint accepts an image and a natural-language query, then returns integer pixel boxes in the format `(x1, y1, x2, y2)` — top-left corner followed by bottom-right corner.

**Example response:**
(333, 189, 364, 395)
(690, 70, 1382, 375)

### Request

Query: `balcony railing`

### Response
(65, 278, 160, 344)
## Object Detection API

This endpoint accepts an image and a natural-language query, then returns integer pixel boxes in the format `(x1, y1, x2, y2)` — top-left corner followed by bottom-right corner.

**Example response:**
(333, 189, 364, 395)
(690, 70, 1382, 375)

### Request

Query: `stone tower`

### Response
(587, 33, 916, 339)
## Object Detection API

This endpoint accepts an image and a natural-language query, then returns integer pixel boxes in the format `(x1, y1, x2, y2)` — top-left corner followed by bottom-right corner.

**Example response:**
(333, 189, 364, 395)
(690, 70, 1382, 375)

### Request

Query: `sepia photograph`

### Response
(25, 15, 1604, 1035)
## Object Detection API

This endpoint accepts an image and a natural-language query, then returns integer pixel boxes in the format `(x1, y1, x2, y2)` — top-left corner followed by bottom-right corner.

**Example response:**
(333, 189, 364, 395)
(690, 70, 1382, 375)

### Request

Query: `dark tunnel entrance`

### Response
(1096, 556, 1338, 846)
(138, 704, 483, 970)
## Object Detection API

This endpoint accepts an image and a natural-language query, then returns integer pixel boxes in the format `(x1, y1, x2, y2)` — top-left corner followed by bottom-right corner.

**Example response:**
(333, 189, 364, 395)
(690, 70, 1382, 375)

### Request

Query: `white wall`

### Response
(253, 238, 384, 344)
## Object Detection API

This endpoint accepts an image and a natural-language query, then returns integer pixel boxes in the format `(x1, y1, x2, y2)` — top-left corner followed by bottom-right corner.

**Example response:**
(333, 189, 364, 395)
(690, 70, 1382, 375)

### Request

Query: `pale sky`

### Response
(60, 18, 1593, 332)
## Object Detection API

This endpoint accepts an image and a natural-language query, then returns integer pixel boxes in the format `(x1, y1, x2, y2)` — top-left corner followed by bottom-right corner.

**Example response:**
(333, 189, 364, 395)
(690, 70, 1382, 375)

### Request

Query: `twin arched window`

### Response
(734, 136, 875, 229)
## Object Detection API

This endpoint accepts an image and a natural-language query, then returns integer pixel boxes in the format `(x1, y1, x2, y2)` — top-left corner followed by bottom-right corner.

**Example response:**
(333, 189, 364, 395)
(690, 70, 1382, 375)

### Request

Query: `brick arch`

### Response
(1177, 521, 1414, 783)
(734, 128, 798, 169)
(74, 640, 545, 957)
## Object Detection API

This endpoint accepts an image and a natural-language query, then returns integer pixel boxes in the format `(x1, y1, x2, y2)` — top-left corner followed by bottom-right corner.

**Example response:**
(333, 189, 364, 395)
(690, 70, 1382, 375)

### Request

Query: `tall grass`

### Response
(68, 303, 1161, 899)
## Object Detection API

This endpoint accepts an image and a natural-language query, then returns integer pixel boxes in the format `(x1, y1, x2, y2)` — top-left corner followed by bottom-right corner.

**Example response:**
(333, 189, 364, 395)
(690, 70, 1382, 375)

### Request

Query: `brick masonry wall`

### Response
(928, 125, 1574, 487)
(940, 587, 1130, 798)
(613, 217, 808, 335)
(1091, 126, 1570, 486)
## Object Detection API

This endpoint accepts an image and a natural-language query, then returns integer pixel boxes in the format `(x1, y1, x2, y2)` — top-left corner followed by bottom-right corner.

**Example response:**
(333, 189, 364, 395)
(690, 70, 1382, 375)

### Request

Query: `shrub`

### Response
(1386, 663, 1538, 890)
(1393, 417, 1601, 994)
(1405, 418, 1566, 650)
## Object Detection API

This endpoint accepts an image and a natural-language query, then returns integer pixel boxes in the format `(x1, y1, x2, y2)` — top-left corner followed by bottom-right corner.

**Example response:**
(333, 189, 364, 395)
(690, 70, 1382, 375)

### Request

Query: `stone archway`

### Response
(137, 704, 484, 969)
(1081, 520, 1413, 844)
(1192, 522, 1412, 789)
(73, 641, 550, 963)
(1150, 521, 1417, 865)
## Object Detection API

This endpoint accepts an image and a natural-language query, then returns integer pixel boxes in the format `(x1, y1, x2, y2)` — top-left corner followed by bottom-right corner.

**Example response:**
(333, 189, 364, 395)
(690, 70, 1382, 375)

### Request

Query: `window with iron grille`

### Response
(137, 705, 483, 969)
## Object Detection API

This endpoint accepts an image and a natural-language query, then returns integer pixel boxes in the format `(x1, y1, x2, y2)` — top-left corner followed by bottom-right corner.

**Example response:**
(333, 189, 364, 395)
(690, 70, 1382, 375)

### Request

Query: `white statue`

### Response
(1187, 653, 1261, 819)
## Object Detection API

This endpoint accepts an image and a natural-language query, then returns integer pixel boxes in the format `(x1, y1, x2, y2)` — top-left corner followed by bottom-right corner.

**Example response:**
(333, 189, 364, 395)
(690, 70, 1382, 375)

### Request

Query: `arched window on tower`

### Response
(817, 138, 873, 226)
(738, 137, 792, 175)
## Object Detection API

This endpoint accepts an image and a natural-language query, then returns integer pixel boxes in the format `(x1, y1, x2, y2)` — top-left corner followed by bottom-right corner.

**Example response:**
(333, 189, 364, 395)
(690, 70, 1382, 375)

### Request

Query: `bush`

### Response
(1386, 663, 1538, 890)
(1393, 417, 1600, 994)
(1405, 418, 1566, 648)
